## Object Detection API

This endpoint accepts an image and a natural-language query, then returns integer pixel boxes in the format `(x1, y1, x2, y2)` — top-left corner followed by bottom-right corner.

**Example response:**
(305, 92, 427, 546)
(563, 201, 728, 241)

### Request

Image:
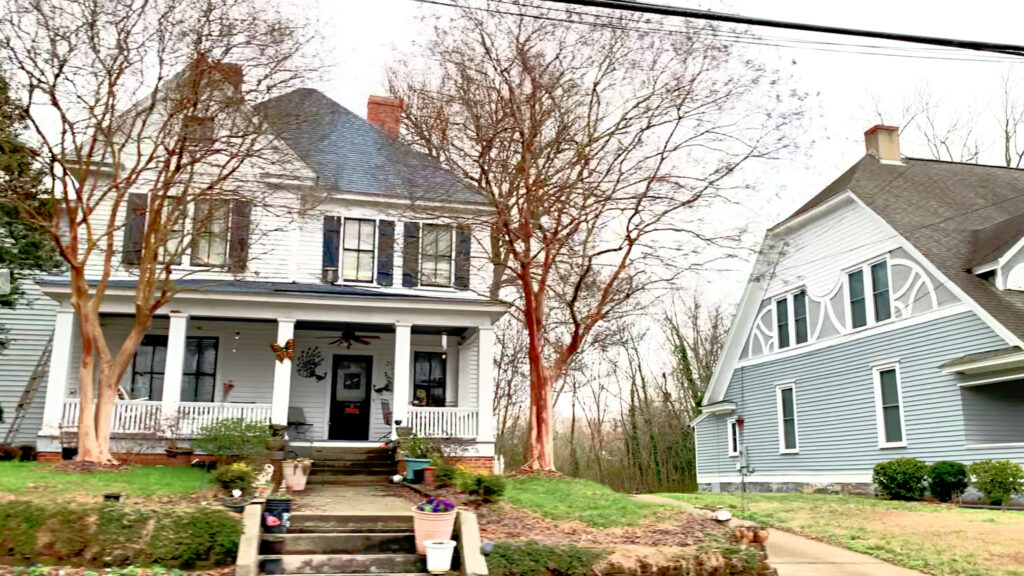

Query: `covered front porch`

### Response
(38, 284, 503, 453)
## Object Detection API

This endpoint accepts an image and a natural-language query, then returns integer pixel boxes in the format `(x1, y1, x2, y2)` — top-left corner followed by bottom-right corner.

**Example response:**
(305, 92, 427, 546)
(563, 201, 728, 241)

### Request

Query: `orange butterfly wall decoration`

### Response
(270, 338, 295, 363)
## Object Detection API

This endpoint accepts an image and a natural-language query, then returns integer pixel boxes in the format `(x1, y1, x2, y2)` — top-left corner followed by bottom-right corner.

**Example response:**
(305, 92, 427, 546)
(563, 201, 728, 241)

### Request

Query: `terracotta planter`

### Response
(412, 507, 457, 555)
(423, 466, 436, 487)
(283, 462, 309, 491)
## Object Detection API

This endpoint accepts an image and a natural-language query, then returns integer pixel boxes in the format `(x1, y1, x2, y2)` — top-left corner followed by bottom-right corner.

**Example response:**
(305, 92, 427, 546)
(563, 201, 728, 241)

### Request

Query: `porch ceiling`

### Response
(295, 320, 469, 337)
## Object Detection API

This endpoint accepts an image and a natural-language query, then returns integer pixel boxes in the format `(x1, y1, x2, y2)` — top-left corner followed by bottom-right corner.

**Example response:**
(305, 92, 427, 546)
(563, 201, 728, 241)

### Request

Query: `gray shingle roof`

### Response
(779, 155, 1024, 343)
(254, 88, 485, 205)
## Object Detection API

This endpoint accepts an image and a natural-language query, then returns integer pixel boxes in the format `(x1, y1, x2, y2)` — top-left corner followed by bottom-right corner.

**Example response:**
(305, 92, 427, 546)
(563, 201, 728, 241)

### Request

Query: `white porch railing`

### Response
(407, 407, 479, 438)
(61, 399, 272, 438)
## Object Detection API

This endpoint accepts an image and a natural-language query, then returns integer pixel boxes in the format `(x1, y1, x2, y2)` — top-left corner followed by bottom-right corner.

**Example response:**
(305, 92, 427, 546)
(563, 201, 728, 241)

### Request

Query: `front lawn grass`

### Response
(660, 492, 1024, 576)
(0, 462, 214, 498)
(504, 476, 668, 528)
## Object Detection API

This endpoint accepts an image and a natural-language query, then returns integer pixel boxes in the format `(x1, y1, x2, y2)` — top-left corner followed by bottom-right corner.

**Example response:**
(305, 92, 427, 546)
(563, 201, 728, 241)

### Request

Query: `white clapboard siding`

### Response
(0, 281, 57, 445)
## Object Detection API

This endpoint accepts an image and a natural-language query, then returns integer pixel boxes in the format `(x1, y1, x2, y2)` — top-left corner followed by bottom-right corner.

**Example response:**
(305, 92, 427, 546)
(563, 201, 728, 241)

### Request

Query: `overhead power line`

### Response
(542, 0, 1024, 58)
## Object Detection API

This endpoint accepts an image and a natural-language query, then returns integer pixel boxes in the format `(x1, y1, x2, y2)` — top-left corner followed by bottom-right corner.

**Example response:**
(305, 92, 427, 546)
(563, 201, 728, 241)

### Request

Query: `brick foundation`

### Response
(447, 456, 494, 474)
(37, 452, 217, 466)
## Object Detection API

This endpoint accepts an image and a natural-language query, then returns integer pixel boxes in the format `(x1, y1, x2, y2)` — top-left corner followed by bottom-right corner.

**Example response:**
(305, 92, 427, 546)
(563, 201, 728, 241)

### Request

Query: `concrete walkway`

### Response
(292, 484, 413, 515)
(633, 494, 927, 576)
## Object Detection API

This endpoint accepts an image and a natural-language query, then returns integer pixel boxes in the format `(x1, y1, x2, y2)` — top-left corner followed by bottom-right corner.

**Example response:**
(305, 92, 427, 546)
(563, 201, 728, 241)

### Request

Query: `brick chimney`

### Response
(367, 95, 403, 137)
(865, 125, 901, 163)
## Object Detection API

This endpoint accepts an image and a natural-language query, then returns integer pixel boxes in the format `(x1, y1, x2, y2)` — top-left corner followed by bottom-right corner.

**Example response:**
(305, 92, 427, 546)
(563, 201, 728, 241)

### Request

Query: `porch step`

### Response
(259, 553, 425, 574)
(261, 533, 416, 555)
(288, 514, 414, 534)
(310, 464, 397, 475)
(293, 446, 393, 459)
(307, 474, 394, 485)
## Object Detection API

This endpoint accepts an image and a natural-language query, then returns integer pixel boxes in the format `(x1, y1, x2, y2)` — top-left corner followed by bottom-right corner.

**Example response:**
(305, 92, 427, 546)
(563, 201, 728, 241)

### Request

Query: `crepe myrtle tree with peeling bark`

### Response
(0, 0, 318, 464)
(391, 0, 802, 471)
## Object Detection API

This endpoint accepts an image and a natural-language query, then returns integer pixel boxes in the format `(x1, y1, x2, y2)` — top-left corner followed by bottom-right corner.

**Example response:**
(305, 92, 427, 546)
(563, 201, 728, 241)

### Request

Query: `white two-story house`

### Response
(30, 67, 505, 469)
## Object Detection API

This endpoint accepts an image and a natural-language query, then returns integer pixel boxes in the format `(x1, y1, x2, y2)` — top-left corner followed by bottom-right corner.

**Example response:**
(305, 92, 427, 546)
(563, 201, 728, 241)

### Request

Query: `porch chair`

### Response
(287, 406, 312, 440)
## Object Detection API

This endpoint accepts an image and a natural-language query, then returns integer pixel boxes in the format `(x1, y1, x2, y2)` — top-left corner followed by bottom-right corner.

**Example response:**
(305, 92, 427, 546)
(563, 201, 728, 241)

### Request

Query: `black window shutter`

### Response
(402, 222, 420, 288)
(227, 200, 251, 273)
(322, 215, 341, 283)
(122, 193, 148, 265)
(454, 225, 471, 289)
(377, 220, 395, 286)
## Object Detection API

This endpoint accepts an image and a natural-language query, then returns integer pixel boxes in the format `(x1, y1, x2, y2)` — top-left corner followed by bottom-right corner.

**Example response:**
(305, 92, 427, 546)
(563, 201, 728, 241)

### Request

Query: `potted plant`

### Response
(265, 492, 291, 532)
(423, 454, 444, 488)
(424, 539, 458, 574)
(403, 436, 436, 483)
(411, 497, 457, 555)
(267, 424, 287, 451)
(283, 457, 313, 491)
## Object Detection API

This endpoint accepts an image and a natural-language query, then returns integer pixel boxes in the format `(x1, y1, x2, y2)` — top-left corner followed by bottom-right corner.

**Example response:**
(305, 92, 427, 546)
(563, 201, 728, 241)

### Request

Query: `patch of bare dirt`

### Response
(864, 509, 1024, 567)
(0, 566, 233, 576)
(50, 461, 128, 473)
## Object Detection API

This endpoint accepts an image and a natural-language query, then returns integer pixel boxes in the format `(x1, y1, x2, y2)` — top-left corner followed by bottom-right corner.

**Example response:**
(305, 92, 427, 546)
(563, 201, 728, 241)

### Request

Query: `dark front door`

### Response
(329, 355, 373, 440)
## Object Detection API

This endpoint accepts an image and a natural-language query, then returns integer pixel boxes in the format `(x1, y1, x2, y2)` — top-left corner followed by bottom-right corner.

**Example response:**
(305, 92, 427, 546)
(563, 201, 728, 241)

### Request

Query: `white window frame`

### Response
(418, 223, 456, 288)
(775, 381, 799, 454)
(771, 287, 810, 351)
(340, 217, 378, 284)
(872, 360, 908, 449)
(845, 256, 893, 331)
(727, 417, 740, 457)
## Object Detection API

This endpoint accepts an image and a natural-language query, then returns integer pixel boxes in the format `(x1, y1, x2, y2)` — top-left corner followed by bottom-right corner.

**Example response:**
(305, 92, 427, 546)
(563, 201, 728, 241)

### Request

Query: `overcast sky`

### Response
(288, 0, 1024, 307)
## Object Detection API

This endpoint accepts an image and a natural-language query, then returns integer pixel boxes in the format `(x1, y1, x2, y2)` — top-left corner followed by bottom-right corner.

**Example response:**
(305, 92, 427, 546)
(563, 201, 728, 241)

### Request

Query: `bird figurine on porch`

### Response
(270, 338, 295, 362)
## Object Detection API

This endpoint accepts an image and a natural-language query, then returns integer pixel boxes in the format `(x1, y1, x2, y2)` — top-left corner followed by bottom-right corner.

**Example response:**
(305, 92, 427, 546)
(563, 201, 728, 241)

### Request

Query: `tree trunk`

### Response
(75, 323, 101, 463)
(526, 363, 555, 470)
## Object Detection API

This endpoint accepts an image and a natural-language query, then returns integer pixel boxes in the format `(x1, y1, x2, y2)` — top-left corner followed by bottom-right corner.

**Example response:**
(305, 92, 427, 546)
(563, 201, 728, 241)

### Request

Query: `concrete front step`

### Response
(307, 474, 393, 485)
(293, 446, 394, 458)
(260, 553, 425, 574)
(261, 533, 416, 555)
(310, 466, 397, 476)
(288, 514, 414, 534)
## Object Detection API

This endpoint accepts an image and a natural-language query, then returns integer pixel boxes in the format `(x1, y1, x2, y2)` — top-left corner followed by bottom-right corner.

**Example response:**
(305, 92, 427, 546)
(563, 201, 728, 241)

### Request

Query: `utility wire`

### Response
(543, 0, 1024, 58)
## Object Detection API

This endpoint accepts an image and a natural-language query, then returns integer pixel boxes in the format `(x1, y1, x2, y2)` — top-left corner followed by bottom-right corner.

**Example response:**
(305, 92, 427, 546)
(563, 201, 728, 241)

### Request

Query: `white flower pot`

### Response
(424, 539, 457, 574)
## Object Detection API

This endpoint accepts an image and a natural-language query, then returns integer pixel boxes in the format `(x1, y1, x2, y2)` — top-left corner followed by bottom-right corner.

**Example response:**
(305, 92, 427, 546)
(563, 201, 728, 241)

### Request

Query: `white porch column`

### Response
(271, 318, 296, 426)
(161, 312, 189, 421)
(393, 321, 412, 435)
(476, 325, 495, 442)
(40, 308, 76, 436)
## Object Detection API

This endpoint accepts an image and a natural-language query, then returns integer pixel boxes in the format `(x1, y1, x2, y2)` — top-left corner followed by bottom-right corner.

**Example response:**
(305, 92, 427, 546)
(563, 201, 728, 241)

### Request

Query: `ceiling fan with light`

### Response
(317, 326, 382, 348)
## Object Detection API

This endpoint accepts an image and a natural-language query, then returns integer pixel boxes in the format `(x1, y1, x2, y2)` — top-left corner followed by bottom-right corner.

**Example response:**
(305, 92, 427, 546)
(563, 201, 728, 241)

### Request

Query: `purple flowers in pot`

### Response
(416, 497, 456, 513)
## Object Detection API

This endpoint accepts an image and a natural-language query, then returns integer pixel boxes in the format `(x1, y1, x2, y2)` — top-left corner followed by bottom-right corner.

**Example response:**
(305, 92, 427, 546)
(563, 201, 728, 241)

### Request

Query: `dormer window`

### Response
(847, 259, 891, 329)
(183, 115, 214, 149)
(775, 289, 809, 351)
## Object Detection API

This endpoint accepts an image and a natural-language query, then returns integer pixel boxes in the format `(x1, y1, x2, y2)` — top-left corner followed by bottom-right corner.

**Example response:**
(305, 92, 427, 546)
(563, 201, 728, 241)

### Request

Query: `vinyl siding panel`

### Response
(697, 310, 1024, 481)
(960, 383, 1024, 445)
(0, 281, 57, 445)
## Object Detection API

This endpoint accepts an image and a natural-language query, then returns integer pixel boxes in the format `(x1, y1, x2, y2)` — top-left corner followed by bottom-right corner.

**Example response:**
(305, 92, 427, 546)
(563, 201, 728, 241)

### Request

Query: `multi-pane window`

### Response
(183, 115, 214, 149)
(775, 298, 790, 350)
(871, 261, 891, 322)
(777, 383, 798, 453)
(131, 335, 218, 402)
(421, 224, 453, 286)
(342, 218, 375, 282)
(793, 291, 809, 345)
(874, 364, 906, 447)
(191, 200, 229, 267)
(413, 351, 446, 407)
(727, 418, 740, 457)
(848, 269, 867, 329)
(157, 199, 187, 265)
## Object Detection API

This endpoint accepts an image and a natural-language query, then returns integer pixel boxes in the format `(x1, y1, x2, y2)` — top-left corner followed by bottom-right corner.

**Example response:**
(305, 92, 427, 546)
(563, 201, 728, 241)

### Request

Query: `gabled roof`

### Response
(778, 156, 1024, 343)
(254, 88, 485, 205)
(970, 212, 1024, 269)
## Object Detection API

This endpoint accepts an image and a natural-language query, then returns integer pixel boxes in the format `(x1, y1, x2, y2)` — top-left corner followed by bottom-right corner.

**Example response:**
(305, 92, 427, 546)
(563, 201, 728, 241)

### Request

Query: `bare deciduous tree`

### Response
(663, 292, 730, 419)
(0, 0, 316, 463)
(391, 0, 801, 470)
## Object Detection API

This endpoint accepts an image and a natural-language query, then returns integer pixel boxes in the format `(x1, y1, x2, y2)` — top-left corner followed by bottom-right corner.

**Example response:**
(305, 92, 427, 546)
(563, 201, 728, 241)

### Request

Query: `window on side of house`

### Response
(342, 218, 376, 282)
(874, 363, 906, 448)
(776, 383, 798, 453)
(848, 269, 867, 329)
(420, 224, 453, 286)
(191, 199, 230, 267)
(131, 335, 218, 402)
(871, 261, 892, 322)
(183, 115, 215, 149)
(793, 291, 809, 345)
(727, 417, 740, 457)
(775, 297, 790, 350)
(413, 351, 446, 407)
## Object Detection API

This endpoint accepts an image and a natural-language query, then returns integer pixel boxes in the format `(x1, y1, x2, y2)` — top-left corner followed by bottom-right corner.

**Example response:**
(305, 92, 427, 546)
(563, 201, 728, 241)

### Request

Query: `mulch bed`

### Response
(50, 461, 129, 473)
(0, 567, 234, 576)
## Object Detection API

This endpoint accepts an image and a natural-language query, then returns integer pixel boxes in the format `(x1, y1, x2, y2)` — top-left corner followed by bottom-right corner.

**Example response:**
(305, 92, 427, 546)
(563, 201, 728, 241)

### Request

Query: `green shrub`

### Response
(403, 436, 441, 460)
(928, 461, 969, 502)
(0, 501, 240, 567)
(969, 460, 1024, 505)
(213, 462, 256, 492)
(433, 464, 459, 488)
(192, 418, 271, 462)
(873, 457, 928, 500)
(486, 541, 608, 576)
(459, 473, 507, 502)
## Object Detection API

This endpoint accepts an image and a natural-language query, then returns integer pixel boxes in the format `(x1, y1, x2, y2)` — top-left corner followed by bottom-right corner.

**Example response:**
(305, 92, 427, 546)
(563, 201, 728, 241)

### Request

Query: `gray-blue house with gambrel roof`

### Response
(694, 125, 1024, 492)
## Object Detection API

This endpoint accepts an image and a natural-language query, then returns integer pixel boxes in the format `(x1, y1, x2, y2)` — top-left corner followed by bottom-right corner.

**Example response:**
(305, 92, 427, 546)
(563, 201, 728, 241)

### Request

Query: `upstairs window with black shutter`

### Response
(190, 199, 229, 267)
(342, 218, 376, 282)
(157, 199, 187, 265)
(421, 224, 453, 286)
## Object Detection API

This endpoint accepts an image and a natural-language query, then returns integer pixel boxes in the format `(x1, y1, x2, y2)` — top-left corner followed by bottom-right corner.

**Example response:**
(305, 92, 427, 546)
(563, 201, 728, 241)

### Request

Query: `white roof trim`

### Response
(941, 351, 1024, 374)
(689, 402, 736, 427)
